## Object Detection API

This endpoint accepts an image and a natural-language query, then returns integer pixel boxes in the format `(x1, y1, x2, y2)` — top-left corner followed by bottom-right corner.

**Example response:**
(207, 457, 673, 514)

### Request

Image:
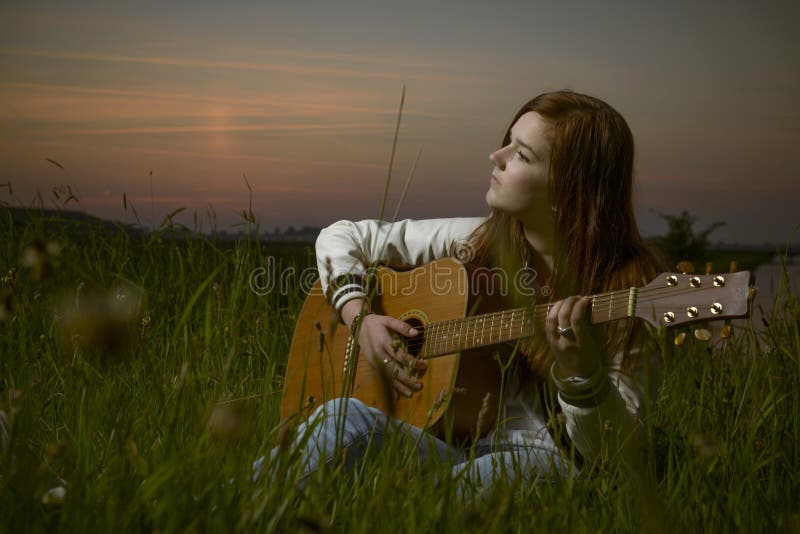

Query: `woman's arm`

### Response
(556, 334, 662, 470)
(544, 292, 662, 469)
(315, 217, 486, 399)
(315, 217, 486, 317)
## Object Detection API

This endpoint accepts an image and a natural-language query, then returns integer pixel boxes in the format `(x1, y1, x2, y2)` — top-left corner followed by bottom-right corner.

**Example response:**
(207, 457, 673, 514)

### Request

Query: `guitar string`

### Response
(400, 282, 739, 339)
(369, 277, 742, 338)
(372, 283, 744, 355)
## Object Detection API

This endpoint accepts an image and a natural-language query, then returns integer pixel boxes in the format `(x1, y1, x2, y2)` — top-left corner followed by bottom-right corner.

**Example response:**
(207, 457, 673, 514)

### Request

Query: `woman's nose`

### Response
(489, 147, 506, 170)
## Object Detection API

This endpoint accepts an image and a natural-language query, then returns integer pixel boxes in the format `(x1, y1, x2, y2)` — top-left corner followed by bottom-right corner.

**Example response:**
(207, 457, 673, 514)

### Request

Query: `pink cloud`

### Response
(1, 48, 455, 82)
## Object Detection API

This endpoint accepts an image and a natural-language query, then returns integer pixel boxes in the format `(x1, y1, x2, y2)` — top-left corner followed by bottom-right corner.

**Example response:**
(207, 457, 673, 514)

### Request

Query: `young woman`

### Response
(259, 90, 663, 491)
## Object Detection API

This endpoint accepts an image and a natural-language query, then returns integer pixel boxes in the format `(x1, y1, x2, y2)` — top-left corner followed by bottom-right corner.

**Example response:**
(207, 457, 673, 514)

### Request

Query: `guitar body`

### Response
(280, 257, 752, 442)
(280, 258, 504, 441)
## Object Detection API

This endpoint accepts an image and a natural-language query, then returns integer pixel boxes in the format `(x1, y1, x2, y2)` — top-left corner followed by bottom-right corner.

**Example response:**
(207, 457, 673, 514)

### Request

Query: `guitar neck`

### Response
(421, 287, 635, 359)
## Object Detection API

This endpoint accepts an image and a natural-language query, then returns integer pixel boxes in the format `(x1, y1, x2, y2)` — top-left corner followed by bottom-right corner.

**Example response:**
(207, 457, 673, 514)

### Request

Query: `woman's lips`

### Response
(490, 175, 500, 186)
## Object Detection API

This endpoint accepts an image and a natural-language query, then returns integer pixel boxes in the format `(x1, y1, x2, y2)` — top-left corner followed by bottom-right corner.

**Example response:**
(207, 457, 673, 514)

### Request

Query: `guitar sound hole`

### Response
(404, 317, 425, 358)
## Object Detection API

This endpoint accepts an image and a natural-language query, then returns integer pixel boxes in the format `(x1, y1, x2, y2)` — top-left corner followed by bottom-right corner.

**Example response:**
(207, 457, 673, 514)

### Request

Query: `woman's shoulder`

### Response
(319, 216, 488, 239)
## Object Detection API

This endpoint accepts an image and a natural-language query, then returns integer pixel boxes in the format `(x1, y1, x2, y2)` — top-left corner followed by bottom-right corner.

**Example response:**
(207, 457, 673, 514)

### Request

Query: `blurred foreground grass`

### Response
(1, 208, 798, 532)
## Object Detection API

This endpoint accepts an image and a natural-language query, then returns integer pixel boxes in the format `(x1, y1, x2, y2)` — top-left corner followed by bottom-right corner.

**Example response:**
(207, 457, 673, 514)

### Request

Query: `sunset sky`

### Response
(1, 1, 798, 244)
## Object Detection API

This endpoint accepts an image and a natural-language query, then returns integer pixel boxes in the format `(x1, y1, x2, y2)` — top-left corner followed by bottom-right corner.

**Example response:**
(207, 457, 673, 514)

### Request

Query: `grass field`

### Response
(1, 208, 798, 532)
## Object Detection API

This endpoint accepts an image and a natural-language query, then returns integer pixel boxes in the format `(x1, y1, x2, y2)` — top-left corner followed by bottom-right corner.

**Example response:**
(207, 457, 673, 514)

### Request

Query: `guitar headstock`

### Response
(635, 271, 753, 328)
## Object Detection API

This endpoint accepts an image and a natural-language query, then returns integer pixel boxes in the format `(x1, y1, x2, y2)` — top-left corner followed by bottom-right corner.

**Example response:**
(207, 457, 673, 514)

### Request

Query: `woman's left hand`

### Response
(545, 295, 604, 378)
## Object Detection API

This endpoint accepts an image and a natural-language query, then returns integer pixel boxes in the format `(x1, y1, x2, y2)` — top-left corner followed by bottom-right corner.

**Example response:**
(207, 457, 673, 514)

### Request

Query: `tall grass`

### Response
(0, 206, 798, 532)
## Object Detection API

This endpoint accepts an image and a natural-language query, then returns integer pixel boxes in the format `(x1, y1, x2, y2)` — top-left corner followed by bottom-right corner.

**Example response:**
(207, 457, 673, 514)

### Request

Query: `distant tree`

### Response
(652, 210, 726, 264)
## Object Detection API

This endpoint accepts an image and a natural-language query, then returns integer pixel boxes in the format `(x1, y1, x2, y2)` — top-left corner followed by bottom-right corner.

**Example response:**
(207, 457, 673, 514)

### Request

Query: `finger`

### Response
(380, 346, 418, 386)
(384, 316, 419, 337)
(546, 299, 563, 342)
(393, 347, 427, 372)
(569, 296, 590, 332)
(557, 296, 580, 331)
(376, 354, 406, 396)
(391, 365, 422, 397)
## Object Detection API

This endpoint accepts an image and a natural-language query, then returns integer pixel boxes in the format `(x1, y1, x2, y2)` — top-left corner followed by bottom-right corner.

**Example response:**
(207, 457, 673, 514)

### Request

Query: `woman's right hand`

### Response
(342, 299, 426, 399)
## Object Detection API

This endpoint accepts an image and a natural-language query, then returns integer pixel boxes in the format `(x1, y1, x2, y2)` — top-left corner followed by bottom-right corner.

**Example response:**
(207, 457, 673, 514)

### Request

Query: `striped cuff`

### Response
(550, 361, 611, 408)
(328, 274, 367, 314)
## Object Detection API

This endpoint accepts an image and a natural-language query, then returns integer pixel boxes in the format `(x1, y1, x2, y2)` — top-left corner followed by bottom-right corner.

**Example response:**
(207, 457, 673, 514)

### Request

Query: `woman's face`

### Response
(486, 111, 552, 220)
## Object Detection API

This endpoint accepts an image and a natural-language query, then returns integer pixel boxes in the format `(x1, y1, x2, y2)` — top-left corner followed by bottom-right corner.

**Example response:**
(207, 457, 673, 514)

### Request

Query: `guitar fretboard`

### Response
(421, 287, 636, 358)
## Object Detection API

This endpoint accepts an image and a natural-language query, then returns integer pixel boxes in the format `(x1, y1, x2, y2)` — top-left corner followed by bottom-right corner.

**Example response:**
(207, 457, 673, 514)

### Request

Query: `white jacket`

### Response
(315, 217, 656, 467)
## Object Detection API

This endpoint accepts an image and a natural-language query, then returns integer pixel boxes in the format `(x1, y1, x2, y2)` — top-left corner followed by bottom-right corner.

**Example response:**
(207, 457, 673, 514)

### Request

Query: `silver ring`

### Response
(557, 325, 574, 336)
(383, 358, 392, 366)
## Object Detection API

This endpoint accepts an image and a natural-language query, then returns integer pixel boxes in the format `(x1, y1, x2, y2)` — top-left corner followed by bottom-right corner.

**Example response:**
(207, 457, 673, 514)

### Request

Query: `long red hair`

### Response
(467, 90, 664, 375)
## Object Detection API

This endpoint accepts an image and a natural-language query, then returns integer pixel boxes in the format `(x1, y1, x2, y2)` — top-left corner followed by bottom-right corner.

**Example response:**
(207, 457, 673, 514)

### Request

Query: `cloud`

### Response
(58, 122, 391, 136)
(217, 45, 438, 69)
(27, 141, 388, 171)
(0, 48, 458, 82)
(0, 81, 471, 122)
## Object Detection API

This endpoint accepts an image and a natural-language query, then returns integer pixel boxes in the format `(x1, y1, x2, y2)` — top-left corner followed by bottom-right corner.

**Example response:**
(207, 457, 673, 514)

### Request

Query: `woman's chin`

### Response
(485, 189, 497, 208)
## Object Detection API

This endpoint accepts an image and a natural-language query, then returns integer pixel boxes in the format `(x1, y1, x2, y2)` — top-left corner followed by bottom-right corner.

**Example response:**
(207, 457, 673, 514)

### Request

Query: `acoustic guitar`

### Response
(280, 258, 752, 440)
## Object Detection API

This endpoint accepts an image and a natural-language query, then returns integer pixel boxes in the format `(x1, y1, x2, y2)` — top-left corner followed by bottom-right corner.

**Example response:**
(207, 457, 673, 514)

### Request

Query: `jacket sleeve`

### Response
(315, 217, 487, 315)
(558, 331, 662, 469)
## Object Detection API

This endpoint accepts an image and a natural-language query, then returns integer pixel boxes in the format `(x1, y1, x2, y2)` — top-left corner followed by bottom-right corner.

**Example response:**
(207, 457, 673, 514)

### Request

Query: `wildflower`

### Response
(41, 485, 66, 505)
(140, 315, 151, 337)
(719, 324, 733, 339)
(694, 328, 712, 341)
(2, 267, 17, 288)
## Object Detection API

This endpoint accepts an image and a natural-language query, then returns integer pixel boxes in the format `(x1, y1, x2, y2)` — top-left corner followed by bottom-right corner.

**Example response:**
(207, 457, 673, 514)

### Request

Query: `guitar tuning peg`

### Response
(729, 260, 738, 273)
(674, 332, 687, 346)
(677, 261, 695, 274)
(720, 324, 733, 339)
(694, 328, 712, 342)
(705, 262, 713, 275)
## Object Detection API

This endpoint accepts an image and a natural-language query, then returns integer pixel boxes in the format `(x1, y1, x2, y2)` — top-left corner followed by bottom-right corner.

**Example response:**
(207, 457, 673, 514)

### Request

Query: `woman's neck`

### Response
(522, 217, 553, 255)
(522, 223, 554, 280)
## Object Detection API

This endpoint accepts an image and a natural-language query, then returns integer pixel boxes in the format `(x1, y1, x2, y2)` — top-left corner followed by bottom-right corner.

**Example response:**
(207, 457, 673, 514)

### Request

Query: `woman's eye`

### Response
(517, 151, 530, 163)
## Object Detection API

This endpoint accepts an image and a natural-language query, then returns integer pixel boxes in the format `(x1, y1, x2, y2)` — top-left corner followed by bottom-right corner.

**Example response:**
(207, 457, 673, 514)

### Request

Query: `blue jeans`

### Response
(255, 398, 573, 494)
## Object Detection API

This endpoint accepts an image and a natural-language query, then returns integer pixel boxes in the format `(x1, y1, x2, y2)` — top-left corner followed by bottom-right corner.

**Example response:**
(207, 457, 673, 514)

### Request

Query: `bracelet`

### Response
(550, 360, 610, 408)
(349, 308, 373, 338)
